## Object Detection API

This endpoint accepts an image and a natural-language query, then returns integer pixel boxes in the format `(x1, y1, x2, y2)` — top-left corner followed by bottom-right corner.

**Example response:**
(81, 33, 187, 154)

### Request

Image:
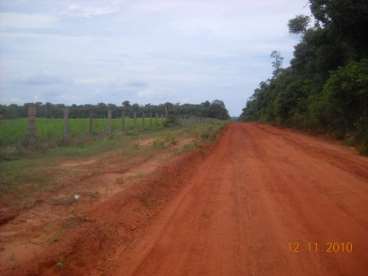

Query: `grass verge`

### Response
(0, 119, 227, 209)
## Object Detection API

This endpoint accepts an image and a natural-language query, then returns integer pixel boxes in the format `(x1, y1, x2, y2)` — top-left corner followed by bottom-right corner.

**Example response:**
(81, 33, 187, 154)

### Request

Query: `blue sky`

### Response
(0, 0, 309, 115)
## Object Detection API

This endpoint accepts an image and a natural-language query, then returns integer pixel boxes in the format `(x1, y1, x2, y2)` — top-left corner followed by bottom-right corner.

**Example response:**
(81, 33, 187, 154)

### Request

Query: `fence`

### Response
(0, 104, 167, 148)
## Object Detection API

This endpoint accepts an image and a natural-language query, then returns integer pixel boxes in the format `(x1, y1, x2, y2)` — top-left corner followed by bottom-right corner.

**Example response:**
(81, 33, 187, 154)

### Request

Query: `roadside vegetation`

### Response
(0, 117, 164, 153)
(240, 0, 368, 155)
(0, 100, 229, 157)
(0, 118, 227, 209)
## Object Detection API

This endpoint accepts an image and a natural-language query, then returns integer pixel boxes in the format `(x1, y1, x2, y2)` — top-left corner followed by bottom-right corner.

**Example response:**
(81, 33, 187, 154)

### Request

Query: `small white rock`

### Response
(74, 194, 80, 200)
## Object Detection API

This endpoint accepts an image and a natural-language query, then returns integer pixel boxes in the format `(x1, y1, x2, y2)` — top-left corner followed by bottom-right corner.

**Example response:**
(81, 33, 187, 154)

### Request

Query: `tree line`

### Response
(240, 0, 368, 154)
(0, 100, 230, 120)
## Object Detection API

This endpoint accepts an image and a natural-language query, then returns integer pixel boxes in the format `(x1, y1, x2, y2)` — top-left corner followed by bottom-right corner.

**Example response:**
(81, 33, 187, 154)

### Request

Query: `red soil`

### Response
(2, 123, 368, 276)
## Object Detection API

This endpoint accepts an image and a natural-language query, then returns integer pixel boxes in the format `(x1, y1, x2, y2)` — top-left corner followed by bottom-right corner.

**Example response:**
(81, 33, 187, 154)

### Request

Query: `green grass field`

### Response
(0, 117, 164, 147)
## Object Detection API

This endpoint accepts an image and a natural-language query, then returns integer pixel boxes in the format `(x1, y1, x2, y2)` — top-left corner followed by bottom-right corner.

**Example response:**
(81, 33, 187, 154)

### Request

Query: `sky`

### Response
(0, 0, 309, 116)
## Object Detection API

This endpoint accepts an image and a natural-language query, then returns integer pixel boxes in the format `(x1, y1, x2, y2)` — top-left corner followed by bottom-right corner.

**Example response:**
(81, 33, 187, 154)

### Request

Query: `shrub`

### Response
(163, 115, 180, 127)
(320, 59, 368, 136)
(355, 117, 368, 155)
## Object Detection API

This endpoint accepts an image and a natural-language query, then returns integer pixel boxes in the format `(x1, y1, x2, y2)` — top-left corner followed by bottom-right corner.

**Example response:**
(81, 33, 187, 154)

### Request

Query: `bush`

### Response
(163, 115, 180, 127)
(355, 117, 368, 155)
(359, 144, 368, 155)
(320, 60, 368, 136)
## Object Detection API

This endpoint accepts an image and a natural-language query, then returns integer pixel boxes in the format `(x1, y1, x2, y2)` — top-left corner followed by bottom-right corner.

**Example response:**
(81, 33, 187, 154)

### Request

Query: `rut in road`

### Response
(109, 123, 368, 276)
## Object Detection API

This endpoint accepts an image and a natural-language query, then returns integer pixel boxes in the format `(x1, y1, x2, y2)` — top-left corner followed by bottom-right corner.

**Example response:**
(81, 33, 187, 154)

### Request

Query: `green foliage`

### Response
(310, 0, 368, 56)
(355, 117, 368, 155)
(207, 100, 230, 120)
(241, 1, 368, 154)
(153, 133, 178, 149)
(0, 117, 165, 152)
(270, 51, 284, 77)
(318, 60, 368, 135)
(191, 120, 226, 143)
(0, 100, 230, 121)
(288, 15, 310, 34)
(163, 115, 180, 128)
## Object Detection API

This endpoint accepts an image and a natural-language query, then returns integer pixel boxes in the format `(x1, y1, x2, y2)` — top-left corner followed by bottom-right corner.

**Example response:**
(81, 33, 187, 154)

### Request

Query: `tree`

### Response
(319, 59, 368, 135)
(270, 50, 284, 77)
(0, 101, 231, 121)
(208, 100, 230, 120)
(310, 0, 368, 56)
(241, 0, 368, 154)
(288, 15, 311, 34)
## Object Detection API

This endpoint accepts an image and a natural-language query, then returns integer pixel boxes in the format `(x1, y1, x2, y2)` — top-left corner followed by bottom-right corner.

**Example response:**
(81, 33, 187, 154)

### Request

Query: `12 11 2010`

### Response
(288, 241, 353, 253)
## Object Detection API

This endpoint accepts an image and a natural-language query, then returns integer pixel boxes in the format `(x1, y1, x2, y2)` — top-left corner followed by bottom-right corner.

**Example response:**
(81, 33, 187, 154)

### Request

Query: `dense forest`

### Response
(0, 100, 230, 120)
(240, 0, 368, 154)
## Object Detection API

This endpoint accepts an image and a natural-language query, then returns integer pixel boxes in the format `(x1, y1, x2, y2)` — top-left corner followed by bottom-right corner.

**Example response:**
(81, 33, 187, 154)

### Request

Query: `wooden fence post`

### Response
(26, 103, 37, 146)
(63, 107, 69, 142)
(156, 113, 160, 127)
(121, 110, 125, 131)
(89, 111, 93, 135)
(134, 112, 137, 129)
(107, 109, 112, 136)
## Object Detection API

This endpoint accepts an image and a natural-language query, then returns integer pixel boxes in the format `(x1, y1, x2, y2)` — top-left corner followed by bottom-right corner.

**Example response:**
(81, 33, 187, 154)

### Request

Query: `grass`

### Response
(152, 133, 178, 149)
(0, 117, 165, 147)
(189, 119, 226, 143)
(0, 132, 149, 199)
(0, 119, 227, 208)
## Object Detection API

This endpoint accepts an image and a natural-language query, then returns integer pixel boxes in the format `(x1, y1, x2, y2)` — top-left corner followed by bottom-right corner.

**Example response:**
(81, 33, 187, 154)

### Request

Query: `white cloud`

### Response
(65, 4, 117, 17)
(0, 12, 58, 29)
(63, 0, 125, 17)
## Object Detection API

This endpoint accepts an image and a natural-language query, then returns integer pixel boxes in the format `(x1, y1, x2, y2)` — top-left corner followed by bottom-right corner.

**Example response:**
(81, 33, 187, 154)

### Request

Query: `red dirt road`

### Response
(5, 123, 368, 275)
(112, 123, 368, 276)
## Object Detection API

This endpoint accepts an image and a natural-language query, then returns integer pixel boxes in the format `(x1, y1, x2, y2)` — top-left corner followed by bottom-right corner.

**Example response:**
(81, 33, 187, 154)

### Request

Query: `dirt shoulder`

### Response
(0, 123, 224, 275)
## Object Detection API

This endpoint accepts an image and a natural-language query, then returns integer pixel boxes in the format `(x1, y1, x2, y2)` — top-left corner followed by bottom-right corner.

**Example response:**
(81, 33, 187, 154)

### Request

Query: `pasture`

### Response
(0, 117, 164, 147)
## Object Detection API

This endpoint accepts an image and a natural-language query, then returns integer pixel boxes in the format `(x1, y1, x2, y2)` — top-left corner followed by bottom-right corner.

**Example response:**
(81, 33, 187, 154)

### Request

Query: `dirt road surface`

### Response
(5, 123, 368, 275)
(113, 123, 368, 276)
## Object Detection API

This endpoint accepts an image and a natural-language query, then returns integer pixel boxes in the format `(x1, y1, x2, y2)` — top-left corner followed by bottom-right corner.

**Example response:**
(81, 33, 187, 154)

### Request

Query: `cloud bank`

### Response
(0, 0, 309, 115)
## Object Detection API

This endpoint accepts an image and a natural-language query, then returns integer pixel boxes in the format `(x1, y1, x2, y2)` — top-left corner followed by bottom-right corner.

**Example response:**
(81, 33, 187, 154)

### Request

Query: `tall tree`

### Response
(270, 50, 284, 77)
(241, 0, 368, 153)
